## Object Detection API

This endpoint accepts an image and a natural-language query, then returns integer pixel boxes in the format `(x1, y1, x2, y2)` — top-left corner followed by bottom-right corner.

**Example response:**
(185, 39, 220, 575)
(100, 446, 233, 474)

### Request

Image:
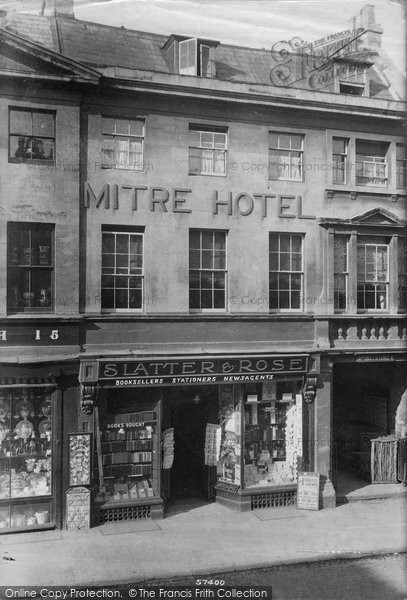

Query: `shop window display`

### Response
(96, 392, 160, 503)
(244, 380, 303, 488)
(217, 386, 242, 486)
(0, 388, 53, 529)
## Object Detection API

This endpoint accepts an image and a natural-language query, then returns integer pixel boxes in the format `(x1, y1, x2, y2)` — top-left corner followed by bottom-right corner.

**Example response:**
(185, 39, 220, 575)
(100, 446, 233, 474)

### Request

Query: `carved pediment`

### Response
(350, 208, 403, 226)
(318, 208, 405, 229)
(0, 28, 100, 82)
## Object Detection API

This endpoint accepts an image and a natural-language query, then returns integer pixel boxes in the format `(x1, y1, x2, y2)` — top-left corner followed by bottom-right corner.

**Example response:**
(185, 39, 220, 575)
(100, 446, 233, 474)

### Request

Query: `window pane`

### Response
(189, 271, 200, 288)
(102, 118, 115, 134)
(129, 256, 142, 273)
(201, 290, 212, 309)
(130, 235, 142, 255)
(214, 290, 225, 308)
(356, 140, 388, 158)
(189, 151, 202, 174)
(291, 291, 301, 309)
(101, 288, 114, 309)
(189, 130, 201, 146)
(213, 273, 225, 289)
(115, 289, 128, 308)
(290, 135, 303, 150)
(214, 232, 225, 249)
(129, 289, 142, 309)
(189, 290, 200, 309)
(291, 235, 302, 253)
(214, 251, 225, 269)
(32, 138, 54, 160)
(269, 252, 278, 271)
(32, 112, 54, 137)
(130, 120, 143, 136)
(333, 138, 346, 154)
(189, 249, 200, 269)
(278, 134, 291, 149)
(202, 232, 213, 249)
(115, 120, 130, 135)
(291, 253, 302, 271)
(10, 110, 32, 135)
(116, 235, 128, 254)
(10, 136, 32, 160)
(279, 235, 290, 253)
(280, 253, 290, 271)
(269, 235, 279, 251)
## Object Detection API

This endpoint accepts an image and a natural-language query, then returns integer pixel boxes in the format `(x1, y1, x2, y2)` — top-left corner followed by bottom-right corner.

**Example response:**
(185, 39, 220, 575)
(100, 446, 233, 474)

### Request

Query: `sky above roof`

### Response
(2, 0, 406, 72)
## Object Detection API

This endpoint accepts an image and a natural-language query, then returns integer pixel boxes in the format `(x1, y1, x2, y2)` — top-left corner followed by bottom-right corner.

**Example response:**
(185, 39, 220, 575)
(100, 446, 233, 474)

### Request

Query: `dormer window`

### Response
(163, 35, 218, 77)
(179, 38, 214, 76)
(336, 63, 367, 96)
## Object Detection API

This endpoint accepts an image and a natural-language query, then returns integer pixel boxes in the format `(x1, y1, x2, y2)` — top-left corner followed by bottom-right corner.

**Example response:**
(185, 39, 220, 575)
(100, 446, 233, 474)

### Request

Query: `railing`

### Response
(329, 317, 407, 347)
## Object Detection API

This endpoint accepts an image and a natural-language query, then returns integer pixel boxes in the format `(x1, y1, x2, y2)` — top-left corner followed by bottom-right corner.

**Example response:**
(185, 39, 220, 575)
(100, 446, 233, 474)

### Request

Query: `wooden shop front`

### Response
(80, 353, 319, 522)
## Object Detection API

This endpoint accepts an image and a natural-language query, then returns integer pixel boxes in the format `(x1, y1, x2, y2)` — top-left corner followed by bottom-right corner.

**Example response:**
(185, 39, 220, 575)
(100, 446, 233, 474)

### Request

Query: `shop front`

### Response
(0, 320, 81, 533)
(0, 364, 61, 532)
(331, 352, 407, 495)
(80, 353, 319, 522)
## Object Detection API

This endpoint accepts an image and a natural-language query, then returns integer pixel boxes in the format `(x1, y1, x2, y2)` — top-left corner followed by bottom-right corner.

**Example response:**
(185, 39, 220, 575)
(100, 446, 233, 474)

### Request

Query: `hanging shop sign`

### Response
(297, 471, 320, 511)
(98, 355, 308, 387)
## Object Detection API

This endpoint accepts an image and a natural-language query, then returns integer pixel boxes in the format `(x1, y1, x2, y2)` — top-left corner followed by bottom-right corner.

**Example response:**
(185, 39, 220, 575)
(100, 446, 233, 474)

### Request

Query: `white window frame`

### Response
(357, 238, 389, 312)
(188, 127, 227, 176)
(356, 140, 389, 187)
(101, 117, 144, 171)
(332, 137, 349, 184)
(189, 230, 227, 312)
(269, 233, 304, 312)
(333, 234, 349, 311)
(101, 230, 144, 312)
(9, 107, 55, 164)
(396, 144, 407, 189)
(179, 38, 197, 75)
(269, 133, 304, 181)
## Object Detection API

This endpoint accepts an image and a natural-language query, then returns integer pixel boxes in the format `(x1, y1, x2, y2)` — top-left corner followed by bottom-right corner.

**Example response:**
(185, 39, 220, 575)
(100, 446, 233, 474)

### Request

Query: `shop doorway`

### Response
(332, 362, 402, 501)
(165, 387, 218, 505)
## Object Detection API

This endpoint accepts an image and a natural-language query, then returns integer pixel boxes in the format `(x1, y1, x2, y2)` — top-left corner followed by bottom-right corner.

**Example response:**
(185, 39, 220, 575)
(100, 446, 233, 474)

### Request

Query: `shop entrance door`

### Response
(167, 388, 218, 503)
(170, 401, 208, 500)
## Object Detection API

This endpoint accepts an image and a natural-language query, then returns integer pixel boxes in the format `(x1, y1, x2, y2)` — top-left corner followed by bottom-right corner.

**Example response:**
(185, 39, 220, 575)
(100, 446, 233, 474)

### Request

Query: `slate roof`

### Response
(1, 12, 396, 100)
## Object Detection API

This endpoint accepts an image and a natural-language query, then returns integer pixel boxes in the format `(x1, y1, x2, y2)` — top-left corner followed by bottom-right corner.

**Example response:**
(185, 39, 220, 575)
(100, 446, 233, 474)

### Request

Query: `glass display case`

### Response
(0, 387, 55, 530)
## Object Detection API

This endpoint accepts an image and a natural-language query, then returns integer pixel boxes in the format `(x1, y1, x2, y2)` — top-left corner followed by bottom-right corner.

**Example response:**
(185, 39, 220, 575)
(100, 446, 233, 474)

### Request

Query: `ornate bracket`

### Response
(81, 384, 97, 415)
(303, 376, 318, 404)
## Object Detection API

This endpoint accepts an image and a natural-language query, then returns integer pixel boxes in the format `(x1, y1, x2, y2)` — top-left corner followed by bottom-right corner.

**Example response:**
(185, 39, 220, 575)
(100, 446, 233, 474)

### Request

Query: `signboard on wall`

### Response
(297, 472, 320, 511)
(66, 486, 91, 530)
(98, 355, 308, 387)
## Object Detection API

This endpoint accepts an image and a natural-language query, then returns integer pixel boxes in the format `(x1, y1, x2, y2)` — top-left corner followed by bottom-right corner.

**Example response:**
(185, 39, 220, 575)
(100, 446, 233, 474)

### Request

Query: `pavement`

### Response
(1, 492, 407, 588)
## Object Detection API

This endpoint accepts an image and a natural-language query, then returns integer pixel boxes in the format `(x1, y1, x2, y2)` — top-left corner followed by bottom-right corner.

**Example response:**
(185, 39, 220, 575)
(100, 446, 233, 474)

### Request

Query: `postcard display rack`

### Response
(0, 386, 56, 531)
(216, 380, 303, 510)
(95, 399, 162, 521)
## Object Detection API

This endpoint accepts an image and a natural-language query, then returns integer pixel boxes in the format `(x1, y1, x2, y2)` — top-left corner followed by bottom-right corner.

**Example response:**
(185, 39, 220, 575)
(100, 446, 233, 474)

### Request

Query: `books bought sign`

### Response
(98, 355, 308, 387)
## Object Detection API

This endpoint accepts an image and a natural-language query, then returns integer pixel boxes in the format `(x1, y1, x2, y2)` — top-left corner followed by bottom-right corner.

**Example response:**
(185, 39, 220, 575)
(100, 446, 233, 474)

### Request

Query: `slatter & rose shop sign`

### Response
(98, 355, 308, 387)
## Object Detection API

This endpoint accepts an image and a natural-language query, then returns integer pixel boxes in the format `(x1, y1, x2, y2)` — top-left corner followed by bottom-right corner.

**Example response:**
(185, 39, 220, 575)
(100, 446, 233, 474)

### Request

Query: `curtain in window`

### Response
(201, 149, 213, 173)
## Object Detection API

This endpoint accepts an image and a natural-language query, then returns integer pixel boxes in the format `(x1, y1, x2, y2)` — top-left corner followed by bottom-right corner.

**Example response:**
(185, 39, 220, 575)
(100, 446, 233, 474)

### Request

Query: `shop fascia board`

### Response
(100, 68, 405, 120)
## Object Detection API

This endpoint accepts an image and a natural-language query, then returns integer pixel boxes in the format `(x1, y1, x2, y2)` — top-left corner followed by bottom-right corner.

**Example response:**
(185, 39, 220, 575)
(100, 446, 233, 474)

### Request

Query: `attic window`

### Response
(337, 64, 366, 96)
(179, 38, 213, 77)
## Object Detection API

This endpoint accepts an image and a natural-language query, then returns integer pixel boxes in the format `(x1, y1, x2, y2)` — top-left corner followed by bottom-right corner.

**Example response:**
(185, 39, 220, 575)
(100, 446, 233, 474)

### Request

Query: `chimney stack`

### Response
(349, 4, 383, 50)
